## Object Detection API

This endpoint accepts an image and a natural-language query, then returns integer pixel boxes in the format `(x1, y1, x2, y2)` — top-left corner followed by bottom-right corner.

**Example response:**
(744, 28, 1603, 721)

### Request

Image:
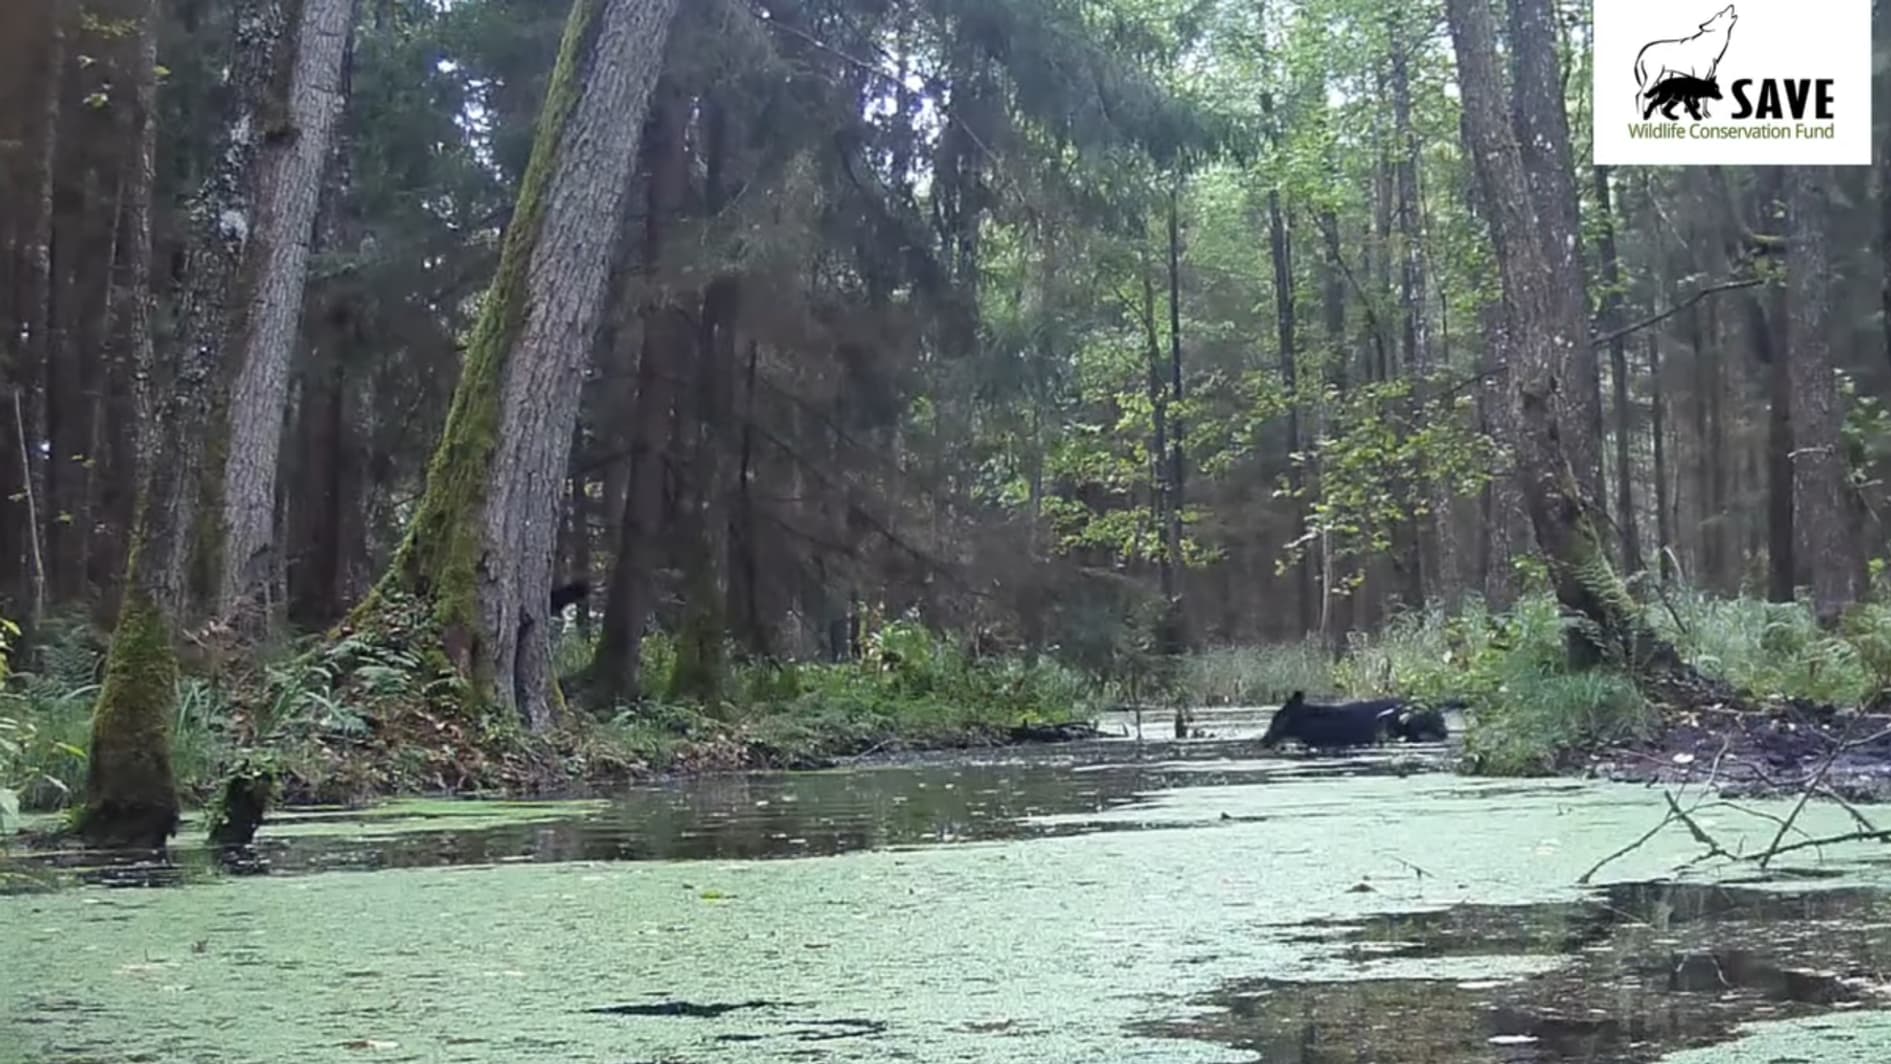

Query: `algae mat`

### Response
(6, 768, 1891, 1062)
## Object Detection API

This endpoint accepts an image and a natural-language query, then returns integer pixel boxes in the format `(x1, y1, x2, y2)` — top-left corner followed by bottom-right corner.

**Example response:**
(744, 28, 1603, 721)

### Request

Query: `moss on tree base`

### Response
(80, 591, 181, 849)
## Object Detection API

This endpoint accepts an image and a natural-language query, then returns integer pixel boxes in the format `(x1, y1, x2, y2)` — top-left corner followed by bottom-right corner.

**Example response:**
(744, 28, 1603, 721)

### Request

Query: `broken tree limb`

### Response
(1591, 278, 1763, 349)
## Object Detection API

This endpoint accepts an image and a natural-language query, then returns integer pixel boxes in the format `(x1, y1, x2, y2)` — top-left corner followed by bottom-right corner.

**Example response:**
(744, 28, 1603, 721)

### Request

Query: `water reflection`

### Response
(1146, 879, 1891, 1062)
(5, 713, 1450, 887)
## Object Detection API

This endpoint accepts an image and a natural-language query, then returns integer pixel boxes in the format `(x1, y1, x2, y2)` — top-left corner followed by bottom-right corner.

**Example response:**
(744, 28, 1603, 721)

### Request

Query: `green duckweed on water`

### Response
(1656, 1009, 1891, 1062)
(6, 746, 1891, 1062)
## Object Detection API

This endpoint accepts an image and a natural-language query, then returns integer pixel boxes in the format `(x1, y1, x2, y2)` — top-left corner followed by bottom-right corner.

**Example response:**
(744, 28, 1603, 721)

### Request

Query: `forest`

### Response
(0, 0, 1888, 847)
(15, 0, 1891, 1060)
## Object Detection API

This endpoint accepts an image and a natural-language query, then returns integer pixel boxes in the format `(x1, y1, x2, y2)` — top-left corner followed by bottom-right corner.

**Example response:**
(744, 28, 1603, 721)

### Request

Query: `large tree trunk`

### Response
(1447, 0, 1659, 669)
(1593, 166, 1643, 574)
(82, 0, 178, 850)
(216, 0, 357, 623)
(1785, 166, 1866, 625)
(1504, 0, 1605, 517)
(362, 0, 680, 730)
(169, 0, 294, 616)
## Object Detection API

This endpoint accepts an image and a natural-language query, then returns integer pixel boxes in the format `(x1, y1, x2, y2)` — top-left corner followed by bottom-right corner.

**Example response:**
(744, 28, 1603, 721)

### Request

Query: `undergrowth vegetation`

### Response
(3, 608, 1102, 818)
(564, 620, 1100, 778)
(11, 582, 1891, 821)
(1168, 586, 1891, 777)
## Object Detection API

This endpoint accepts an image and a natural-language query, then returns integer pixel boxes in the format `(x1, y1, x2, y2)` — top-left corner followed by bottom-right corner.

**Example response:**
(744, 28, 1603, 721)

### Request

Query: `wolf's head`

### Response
(1701, 5, 1737, 33)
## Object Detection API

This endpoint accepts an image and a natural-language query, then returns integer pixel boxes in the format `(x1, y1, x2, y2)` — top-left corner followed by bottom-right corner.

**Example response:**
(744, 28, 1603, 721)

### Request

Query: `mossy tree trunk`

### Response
(83, 0, 178, 850)
(367, 0, 679, 731)
(216, 0, 357, 624)
(1445, 0, 1667, 671)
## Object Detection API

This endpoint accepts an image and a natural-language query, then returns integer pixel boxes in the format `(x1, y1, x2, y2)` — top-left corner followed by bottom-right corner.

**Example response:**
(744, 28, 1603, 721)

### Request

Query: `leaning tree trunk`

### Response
(216, 0, 357, 623)
(359, 0, 680, 731)
(1446, 0, 1663, 670)
(82, 0, 178, 850)
(1785, 166, 1866, 626)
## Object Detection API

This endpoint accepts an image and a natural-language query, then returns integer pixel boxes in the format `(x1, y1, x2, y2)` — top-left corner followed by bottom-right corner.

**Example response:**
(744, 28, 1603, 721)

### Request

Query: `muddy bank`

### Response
(1583, 703, 1891, 803)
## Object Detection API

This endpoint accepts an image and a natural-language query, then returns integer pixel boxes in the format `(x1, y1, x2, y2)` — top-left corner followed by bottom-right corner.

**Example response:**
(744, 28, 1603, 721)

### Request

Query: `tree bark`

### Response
(216, 0, 357, 623)
(1594, 166, 1643, 574)
(161, 0, 293, 619)
(82, 0, 179, 850)
(1447, 0, 1659, 668)
(1785, 166, 1866, 625)
(1505, 0, 1605, 517)
(366, 0, 680, 730)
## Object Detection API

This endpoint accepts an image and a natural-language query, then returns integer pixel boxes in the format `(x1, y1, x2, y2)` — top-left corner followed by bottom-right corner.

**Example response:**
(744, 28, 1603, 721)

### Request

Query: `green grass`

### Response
(1173, 640, 1335, 705)
(1653, 589, 1891, 706)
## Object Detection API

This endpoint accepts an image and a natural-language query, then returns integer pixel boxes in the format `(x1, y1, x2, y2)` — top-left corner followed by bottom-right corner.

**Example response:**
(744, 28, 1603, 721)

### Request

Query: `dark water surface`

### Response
(6, 707, 1891, 1063)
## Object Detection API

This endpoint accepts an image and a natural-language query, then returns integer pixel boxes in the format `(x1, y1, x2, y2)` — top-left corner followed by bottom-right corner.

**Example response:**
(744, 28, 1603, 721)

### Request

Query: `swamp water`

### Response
(7, 706, 1891, 1062)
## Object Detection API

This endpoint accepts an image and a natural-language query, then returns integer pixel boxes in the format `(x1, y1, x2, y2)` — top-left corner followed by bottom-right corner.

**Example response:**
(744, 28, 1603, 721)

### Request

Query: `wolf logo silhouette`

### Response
(1634, 5, 1738, 119)
(1642, 74, 1722, 120)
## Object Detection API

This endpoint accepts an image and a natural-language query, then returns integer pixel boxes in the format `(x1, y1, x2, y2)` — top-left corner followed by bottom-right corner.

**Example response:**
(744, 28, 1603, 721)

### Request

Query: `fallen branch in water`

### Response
(1585, 722, 1891, 884)
(1757, 717, 1858, 869)
(1580, 740, 1732, 884)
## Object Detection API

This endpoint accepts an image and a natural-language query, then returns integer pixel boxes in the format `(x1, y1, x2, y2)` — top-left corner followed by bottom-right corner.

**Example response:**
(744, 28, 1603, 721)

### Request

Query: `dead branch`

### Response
(1760, 717, 1859, 869)
(1590, 278, 1763, 348)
